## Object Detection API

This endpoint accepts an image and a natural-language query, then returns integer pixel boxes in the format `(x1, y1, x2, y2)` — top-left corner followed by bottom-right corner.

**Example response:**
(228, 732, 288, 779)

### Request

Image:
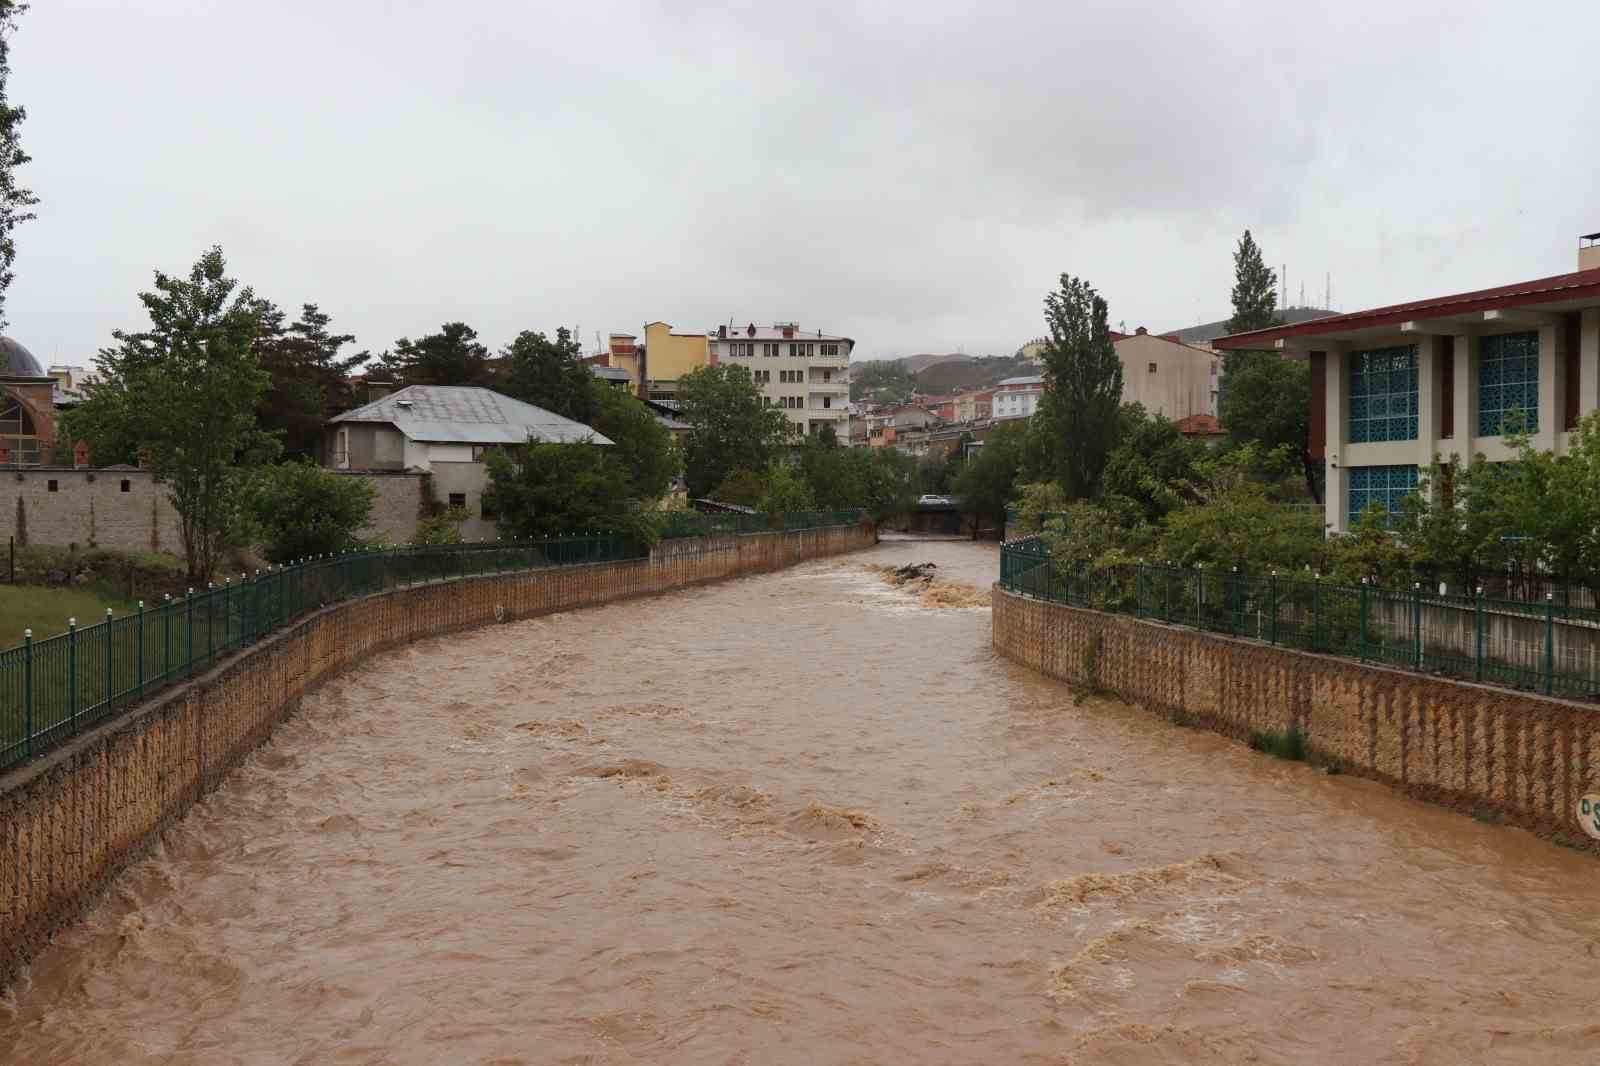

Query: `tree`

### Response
(1100, 404, 1208, 521)
(483, 443, 649, 540)
(378, 322, 490, 386)
(1032, 274, 1123, 499)
(675, 364, 791, 498)
(589, 382, 676, 501)
(255, 303, 369, 460)
(713, 468, 768, 508)
(0, 1, 35, 330)
(247, 460, 375, 562)
(1224, 229, 1280, 336)
(759, 465, 816, 514)
(61, 247, 277, 580)
(501, 327, 597, 424)
(1218, 353, 1319, 502)
(953, 419, 1029, 534)
(1153, 447, 1326, 573)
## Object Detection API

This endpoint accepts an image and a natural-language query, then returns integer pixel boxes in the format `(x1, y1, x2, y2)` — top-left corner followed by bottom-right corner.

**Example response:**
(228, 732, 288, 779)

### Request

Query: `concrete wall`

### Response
(0, 521, 873, 988)
(0, 469, 428, 554)
(1117, 331, 1218, 420)
(992, 585, 1600, 853)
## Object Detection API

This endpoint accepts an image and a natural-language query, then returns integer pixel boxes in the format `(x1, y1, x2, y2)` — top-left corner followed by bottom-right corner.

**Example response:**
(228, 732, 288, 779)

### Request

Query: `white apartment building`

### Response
(1217, 236, 1600, 534)
(708, 322, 852, 438)
(993, 375, 1045, 419)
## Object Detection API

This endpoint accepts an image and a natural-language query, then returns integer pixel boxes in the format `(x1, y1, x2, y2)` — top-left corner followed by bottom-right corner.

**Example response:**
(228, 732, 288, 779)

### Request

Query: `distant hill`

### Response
(913, 355, 1035, 395)
(1160, 307, 1337, 346)
(853, 352, 969, 374)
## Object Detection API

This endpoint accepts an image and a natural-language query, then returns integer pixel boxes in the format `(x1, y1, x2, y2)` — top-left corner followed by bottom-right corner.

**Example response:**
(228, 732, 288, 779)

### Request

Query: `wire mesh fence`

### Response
(999, 536, 1600, 702)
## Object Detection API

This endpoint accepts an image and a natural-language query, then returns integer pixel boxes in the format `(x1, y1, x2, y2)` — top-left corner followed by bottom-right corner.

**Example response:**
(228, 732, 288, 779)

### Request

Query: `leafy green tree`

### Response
(589, 382, 676, 500)
(0, 1, 35, 329)
(713, 467, 768, 508)
(1219, 352, 1318, 502)
(953, 419, 1030, 533)
(1152, 446, 1325, 573)
(247, 460, 375, 562)
(62, 247, 277, 580)
(676, 364, 791, 497)
(1032, 274, 1123, 499)
(379, 322, 490, 386)
(849, 360, 915, 403)
(1100, 404, 1208, 521)
(914, 450, 958, 495)
(1224, 229, 1280, 336)
(1048, 498, 1154, 572)
(483, 443, 649, 540)
(413, 506, 468, 545)
(759, 465, 816, 514)
(255, 303, 369, 460)
(501, 327, 597, 424)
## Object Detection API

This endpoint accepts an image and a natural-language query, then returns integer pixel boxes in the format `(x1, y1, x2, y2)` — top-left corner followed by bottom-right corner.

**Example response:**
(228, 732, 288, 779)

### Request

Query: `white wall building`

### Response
(708, 322, 852, 438)
(1217, 237, 1600, 534)
(992, 375, 1044, 420)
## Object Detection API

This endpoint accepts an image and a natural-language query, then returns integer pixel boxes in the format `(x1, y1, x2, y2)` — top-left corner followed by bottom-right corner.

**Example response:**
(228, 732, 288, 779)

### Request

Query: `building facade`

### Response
(708, 322, 851, 438)
(639, 322, 710, 402)
(1217, 241, 1600, 534)
(992, 376, 1044, 419)
(1115, 328, 1219, 418)
(952, 389, 994, 423)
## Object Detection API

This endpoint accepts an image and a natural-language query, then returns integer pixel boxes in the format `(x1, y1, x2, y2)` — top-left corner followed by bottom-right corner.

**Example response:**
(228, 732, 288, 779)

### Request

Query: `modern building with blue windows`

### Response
(1217, 234, 1600, 533)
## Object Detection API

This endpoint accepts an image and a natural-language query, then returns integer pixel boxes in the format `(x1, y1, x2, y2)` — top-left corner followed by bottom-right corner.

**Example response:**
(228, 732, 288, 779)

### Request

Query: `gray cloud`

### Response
(9, 0, 1599, 364)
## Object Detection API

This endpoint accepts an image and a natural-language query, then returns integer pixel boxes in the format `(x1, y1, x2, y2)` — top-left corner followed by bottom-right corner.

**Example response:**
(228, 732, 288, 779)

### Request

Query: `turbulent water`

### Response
(6, 540, 1600, 1065)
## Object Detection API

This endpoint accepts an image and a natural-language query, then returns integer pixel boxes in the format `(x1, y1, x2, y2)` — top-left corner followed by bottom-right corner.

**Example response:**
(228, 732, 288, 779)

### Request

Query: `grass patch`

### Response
(0, 585, 136, 646)
(1471, 807, 1503, 825)
(1249, 725, 1308, 762)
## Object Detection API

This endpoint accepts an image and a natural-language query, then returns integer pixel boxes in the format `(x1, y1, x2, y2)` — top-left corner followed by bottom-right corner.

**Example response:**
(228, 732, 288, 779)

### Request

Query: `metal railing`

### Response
(1000, 536, 1600, 701)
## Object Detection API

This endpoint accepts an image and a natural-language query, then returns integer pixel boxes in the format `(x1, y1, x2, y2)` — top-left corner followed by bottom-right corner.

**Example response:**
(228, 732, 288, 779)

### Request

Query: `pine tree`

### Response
(1225, 230, 1280, 336)
(1033, 274, 1123, 499)
(0, 2, 37, 329)
(500, 327, 597, 424)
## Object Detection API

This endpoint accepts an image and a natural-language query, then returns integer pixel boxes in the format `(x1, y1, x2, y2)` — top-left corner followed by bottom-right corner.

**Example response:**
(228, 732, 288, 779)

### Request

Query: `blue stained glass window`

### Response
(1347, 464, 1419, 528)
(1477, 330, 1539, 436)
(1347, 345, 1418, 443)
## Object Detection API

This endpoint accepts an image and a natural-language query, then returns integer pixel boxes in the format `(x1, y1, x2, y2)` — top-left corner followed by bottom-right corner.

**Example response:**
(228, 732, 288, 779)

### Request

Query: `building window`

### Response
(1147, 362, 1158, 373)
(762, 343, 779, 357)
(1477, 330, 1539, 436)
(1347, 344, 1418, 443)
(1347, 464, 1418, 527)
(120, 479, 131, 492)
(334, 427, 350, 469)
(821, 342, 840, 356)
(448, 492, 466, 510)
(822, 396, 832, 409)
(480, 497, 496, 520)
(47, 478, 58, 492)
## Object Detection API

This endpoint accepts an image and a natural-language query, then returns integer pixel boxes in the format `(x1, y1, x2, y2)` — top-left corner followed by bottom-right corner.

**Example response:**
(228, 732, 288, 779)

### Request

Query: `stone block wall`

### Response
(992, 585, 1600, 854)
(0, 522, 874, 988)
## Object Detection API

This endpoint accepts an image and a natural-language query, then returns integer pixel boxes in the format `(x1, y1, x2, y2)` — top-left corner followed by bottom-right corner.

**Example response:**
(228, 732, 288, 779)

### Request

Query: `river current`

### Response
(4, 540, 1600, 1064)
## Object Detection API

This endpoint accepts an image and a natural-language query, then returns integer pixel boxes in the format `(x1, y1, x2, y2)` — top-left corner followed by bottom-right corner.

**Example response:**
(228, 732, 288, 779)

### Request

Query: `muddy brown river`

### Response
(4, 540, 1600, 1064)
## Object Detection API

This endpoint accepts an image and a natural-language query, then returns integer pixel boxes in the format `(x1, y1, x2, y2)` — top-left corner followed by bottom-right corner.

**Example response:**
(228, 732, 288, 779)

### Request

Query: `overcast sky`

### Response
(8, 1, 1599, 365)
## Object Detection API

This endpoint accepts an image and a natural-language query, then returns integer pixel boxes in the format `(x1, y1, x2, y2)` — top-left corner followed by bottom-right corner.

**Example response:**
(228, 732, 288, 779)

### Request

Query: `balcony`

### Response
(807, 379, 848, 393)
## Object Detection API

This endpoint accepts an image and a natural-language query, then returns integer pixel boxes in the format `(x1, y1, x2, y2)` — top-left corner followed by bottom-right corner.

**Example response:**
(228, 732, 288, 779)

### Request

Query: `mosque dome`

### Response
(0, 337, 45, 378)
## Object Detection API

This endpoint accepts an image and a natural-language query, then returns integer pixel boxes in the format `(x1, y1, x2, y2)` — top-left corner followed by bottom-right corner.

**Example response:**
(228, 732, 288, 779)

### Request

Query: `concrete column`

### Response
(1452, 333, 1475, 458)
(1416, 335, 1439, 472)
(1538, 321, 1561, 453)
(1581, 309, 1600, 425)
(1325, 346, 1347, 534)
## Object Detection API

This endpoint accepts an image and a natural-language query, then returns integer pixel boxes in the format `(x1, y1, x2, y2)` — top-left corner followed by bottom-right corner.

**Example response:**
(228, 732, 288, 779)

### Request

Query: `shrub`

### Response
(247, 461, 375, 563)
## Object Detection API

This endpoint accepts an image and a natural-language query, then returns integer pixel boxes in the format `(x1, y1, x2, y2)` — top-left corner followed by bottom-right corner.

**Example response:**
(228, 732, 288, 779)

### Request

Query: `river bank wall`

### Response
(992, 585, 1600, 854)
(0, 523, 874, 987)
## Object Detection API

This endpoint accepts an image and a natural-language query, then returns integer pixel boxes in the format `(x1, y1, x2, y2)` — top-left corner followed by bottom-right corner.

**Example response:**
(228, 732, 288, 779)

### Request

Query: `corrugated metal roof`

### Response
(329, 385, 613, 445)
(589, 365, 633, 381)
(996, 375, 1044, 387)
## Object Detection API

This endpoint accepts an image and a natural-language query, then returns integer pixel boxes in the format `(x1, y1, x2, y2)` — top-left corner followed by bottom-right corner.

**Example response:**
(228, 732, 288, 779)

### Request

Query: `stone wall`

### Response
(0, 469, 428, 554)
(992, 585, 1600, 855)
(0, 522, 873, 987)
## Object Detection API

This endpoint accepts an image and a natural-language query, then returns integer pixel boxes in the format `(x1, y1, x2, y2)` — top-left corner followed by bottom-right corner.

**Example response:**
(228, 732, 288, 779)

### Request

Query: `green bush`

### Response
(247, 461, 376, 563)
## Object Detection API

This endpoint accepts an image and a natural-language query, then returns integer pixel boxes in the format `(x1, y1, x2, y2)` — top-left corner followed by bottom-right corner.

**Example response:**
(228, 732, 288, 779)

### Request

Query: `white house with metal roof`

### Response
(325, 385, 612, 538)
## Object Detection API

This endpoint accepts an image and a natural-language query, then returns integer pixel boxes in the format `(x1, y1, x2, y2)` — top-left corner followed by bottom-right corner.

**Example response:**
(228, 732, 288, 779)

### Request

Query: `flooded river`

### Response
(5, 540, 1600, 1064)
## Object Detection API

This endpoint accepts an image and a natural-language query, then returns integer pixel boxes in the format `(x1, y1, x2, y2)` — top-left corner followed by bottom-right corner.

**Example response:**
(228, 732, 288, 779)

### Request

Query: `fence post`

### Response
(67, 617, 78, 733)
(1195, 565, 1204, 630)
(162, 594, 172, 681)
(207, 583, 216, 664)
(1544, 593, 1555, 696)
(1135, 563, 1144, 620)
(1269, 571, 1278, 645)
(1412, 582, 1423, 671)
(1358, 579, 1369, 662)
(22, 628, 32, 758)
(186, 588, 195, 677)
(1312, 574, 1321, 652)
(136, 601, 145, 698)
(1474, 586, 1484, 682)
(104, 607, 113, 711)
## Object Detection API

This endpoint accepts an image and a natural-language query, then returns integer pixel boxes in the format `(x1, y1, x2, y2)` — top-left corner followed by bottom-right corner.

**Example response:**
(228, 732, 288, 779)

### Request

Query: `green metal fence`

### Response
(1000, 536, 1600, 700)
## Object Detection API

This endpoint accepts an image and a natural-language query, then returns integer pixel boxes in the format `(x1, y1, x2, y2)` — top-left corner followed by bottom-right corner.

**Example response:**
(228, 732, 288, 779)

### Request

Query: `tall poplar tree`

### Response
(0, 1, 37, 329)
(1224, 229, 1281, 336)
(1032, 274, 1123, 499)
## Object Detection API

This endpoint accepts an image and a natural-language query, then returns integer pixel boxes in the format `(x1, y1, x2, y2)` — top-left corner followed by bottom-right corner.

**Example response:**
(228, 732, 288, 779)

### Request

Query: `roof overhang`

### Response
(1215, 268, 1600, 356)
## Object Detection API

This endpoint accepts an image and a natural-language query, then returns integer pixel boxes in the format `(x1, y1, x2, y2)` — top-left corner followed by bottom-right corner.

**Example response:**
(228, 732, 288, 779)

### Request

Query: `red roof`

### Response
(1177, 413, 1223, 436)
(1214, 267, 1600, 350)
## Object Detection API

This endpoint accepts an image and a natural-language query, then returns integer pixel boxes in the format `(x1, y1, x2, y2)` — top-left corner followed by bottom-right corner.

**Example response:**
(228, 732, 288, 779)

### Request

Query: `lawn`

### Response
(0, 584, 135, 647)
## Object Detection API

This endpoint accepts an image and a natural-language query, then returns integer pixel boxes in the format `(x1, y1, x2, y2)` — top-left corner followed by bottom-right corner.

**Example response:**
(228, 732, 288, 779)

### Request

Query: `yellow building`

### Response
(641, 322, 710, 400)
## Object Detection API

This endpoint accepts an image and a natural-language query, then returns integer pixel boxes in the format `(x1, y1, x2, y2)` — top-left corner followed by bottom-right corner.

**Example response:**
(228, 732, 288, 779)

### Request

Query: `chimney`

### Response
(1582, 232, 1600, 272)
(717, 324, 727, 339)
(366, 380, 397, 403)
(746, 323, 756, 337)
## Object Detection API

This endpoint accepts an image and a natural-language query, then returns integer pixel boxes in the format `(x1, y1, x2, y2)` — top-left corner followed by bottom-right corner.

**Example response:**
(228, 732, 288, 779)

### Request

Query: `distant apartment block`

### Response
(1217, 234, 1600, 534)
(709, 322, 851, 438)
(992, 375, 1044, 419)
